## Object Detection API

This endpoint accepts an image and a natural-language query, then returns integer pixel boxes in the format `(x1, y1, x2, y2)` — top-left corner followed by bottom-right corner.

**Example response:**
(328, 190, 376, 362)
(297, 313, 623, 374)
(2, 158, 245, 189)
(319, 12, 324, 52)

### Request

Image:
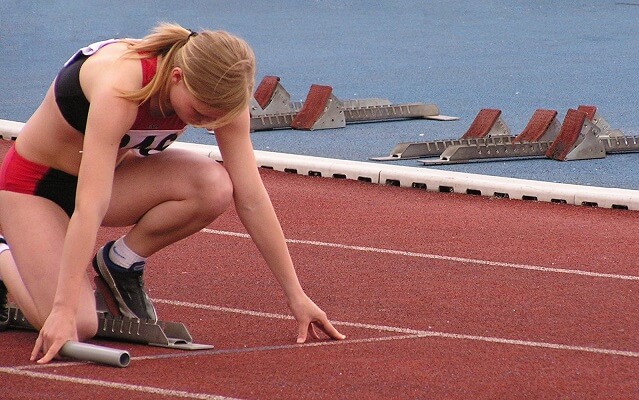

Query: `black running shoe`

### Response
(92, 241, 157, 322)
(0, 280, 8, 331)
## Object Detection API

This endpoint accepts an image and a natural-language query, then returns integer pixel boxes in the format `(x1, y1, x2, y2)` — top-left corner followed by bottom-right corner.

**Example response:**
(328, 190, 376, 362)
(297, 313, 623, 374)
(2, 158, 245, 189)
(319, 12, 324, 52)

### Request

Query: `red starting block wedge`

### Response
(250, 75, 295, 116)
(513, 109, 560, 143)
(460, 109, 510, 139)
(290, 84, 346, 130)
(253, 76, 281, 110)
(545, 108, 605, 161)
(577, 105, 597, 121)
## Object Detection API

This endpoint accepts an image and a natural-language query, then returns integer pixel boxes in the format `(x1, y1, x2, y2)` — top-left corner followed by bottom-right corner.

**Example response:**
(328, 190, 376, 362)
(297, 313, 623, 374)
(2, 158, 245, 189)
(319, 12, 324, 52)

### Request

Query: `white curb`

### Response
(3, 118, 638, 210)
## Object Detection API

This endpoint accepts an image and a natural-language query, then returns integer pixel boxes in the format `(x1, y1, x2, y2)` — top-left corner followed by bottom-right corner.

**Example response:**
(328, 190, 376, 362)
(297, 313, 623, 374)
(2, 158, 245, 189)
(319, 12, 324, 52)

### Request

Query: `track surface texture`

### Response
(1, 140, 638, 399)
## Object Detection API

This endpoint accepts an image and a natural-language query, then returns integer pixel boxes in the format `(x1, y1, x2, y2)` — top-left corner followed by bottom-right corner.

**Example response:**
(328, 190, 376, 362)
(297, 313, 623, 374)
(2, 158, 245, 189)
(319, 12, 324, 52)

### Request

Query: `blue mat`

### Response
(1, 0, 638, 188)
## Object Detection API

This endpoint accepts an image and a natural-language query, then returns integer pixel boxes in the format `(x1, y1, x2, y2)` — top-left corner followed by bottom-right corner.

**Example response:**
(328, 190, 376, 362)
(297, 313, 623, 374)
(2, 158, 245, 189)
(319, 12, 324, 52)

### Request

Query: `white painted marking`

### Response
(0, 367, 240, 399)
(155, 298, 639, 358)
(201, 228, 639, 281)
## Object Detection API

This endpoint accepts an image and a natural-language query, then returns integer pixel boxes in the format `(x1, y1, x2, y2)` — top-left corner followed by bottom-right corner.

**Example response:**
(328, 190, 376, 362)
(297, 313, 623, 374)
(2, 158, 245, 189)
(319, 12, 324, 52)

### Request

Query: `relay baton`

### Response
(59, 341, 130, 367)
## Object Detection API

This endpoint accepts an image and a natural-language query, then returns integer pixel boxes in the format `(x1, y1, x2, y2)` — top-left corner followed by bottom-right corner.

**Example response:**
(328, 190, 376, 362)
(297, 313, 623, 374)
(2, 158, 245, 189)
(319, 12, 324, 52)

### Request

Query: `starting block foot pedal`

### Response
(513, 109, 560, 143)
(96, 311, 213, 350)
(545, 108, 605, 161)
(94, 275, 124, 318)
(290, 84, 346, 130)
(93, 288, 213, 351)
(251, 76, 295, 116)
(4, 289, 214, 351)
(461, 109, 511, 139)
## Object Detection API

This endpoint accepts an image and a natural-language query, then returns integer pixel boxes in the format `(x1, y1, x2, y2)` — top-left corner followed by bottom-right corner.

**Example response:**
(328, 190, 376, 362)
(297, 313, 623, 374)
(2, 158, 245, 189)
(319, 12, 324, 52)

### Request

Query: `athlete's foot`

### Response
(92, 241, 157, 322)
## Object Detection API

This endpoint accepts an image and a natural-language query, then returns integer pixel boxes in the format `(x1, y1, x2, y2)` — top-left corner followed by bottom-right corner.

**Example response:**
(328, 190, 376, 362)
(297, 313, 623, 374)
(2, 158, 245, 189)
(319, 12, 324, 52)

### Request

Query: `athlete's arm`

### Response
(32, 55, 140, 364)
(214, 108, 345, 343)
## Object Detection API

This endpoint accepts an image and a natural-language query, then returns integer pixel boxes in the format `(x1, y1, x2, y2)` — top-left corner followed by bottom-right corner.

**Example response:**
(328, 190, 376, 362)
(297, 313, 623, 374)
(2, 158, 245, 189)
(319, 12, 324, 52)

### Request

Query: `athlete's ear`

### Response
(169, 67, 183, 84)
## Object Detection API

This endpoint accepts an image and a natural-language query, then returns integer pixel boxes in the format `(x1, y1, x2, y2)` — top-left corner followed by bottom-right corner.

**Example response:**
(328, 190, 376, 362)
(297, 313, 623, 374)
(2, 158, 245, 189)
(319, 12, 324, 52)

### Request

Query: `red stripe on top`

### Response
(130, 57, 186, 131)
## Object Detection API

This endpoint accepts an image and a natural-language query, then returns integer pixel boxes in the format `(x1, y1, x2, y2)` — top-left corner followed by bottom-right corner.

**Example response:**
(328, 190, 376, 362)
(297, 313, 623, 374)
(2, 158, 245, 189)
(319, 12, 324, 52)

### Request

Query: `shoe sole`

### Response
(93, 275, 124, 318)
(93, 246, 157, 322)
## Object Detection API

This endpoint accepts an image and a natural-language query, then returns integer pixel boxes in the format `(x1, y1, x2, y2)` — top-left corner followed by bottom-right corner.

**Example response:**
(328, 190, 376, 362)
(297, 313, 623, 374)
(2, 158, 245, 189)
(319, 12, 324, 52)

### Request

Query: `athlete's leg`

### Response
(93, 149, 232, 320)
(0, 191, 97, 339)
(0, 248, 38, 320)
(103, 148, 233, 255)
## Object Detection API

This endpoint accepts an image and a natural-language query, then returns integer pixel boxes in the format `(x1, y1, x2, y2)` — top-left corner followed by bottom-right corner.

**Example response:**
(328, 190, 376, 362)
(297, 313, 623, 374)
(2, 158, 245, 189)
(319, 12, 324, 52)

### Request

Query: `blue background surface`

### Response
(1, 1, 638, 188)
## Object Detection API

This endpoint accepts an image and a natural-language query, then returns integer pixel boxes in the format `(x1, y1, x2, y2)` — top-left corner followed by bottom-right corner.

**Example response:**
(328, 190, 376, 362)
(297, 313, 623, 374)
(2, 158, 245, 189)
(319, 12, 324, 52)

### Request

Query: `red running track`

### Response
(1, 139, 638, 399)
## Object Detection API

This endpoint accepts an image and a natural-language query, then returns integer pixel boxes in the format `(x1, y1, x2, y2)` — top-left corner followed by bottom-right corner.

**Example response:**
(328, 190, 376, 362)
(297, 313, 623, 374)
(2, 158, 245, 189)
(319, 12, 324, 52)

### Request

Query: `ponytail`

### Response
(120, 22, 255, 128)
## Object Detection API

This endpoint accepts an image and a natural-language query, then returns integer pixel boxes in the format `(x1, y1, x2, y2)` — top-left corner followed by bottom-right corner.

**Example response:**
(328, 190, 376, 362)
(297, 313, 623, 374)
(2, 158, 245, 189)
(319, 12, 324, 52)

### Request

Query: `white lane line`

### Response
(13, 334, 432, 372)
(201, 228, 639, 281)
(130, 334, 425, 361)
(0, 367, 240, 399)
(156, 299, 639, 359)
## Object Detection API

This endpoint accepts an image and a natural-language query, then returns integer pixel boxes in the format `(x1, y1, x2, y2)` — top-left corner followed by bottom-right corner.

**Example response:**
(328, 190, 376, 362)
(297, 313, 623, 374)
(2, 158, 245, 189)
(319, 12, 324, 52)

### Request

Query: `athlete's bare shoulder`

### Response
(79, 41, 144, 101)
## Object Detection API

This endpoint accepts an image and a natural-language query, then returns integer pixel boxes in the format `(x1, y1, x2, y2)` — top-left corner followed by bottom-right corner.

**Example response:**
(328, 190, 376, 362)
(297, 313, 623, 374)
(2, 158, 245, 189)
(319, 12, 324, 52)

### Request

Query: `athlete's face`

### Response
(168, 68, 225, 127)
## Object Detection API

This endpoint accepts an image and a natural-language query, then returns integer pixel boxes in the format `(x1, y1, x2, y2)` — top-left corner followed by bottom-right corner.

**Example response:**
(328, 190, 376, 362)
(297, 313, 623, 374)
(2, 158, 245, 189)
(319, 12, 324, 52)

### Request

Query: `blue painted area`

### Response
(1, 1, 638, 188)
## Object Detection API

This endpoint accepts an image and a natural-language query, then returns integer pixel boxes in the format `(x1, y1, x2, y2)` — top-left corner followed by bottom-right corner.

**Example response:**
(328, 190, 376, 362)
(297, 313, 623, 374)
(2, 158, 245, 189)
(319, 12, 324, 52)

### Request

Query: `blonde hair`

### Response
(121, 23, 255, 129)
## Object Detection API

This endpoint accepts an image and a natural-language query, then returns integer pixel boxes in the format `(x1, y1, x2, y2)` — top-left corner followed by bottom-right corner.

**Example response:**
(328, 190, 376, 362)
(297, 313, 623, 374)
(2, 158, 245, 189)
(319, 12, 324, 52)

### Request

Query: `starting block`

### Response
(245, 76, 457, 131)
(290, 84, 346, 130)
(420, 109, 558, 165)
(374, 104, 639, 165)
(576, 105, 622, 137)
(545, 108, 604, 161)
(252, 76, 300, 116)
(371, 108, 515, 161)
(419, 108, 605, 165)
(4, 290, 213, 351)
(460, 108, 511, 139)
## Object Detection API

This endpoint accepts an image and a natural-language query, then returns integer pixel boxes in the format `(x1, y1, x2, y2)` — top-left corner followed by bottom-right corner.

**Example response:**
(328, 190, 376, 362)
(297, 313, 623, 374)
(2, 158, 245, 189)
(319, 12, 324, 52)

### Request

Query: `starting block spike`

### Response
(545, 108, 605, 161)
(290, 84, 346, 130)
(460, 109, 510, 139)
(513, 109, 560, 143)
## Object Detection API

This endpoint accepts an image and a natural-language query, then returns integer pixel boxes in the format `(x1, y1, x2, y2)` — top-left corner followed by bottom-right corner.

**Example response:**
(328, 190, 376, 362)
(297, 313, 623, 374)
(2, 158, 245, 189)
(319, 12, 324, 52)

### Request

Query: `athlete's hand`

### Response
(288, 294, 345, 343)
(31, 308, 78, 364)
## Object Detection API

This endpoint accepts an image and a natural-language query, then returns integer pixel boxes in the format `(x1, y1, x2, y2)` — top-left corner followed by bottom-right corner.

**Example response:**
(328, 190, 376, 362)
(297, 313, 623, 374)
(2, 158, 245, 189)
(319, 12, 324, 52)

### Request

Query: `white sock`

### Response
(108, 237, 146, 270)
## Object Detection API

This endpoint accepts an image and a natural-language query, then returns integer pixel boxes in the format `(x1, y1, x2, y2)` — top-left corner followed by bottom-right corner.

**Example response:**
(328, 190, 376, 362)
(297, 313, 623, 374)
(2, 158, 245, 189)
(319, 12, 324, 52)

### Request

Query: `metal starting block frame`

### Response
(371, 108, 514, 161)
(370, 136, 515, 161)
(243, 76, 457, 132)
(4, 300, 213, 351)
(419, 108, 604, 165)
(96, 311, 213, 350)
(373, 105, 639, 165)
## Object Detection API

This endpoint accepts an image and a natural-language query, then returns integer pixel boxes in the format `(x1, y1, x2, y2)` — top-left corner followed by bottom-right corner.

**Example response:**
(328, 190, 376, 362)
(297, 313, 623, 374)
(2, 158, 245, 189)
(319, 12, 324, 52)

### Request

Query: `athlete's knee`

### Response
(191, 162, 233, 218)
